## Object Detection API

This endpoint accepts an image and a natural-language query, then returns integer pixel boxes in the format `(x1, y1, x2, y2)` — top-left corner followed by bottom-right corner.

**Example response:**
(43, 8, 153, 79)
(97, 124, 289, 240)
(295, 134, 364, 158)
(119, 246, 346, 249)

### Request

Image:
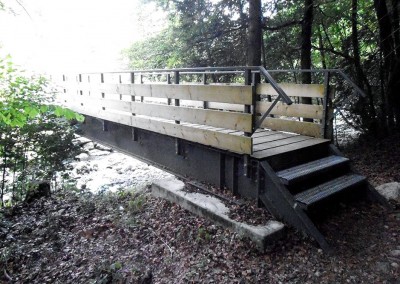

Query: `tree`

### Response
(124, 0, 400, 137)
(0, 55, 83, 206)
(248, 0, 262, 66)
(125, 0, 249, 69)
(300, 0, 314, 121)
(374, 0, 400, 130)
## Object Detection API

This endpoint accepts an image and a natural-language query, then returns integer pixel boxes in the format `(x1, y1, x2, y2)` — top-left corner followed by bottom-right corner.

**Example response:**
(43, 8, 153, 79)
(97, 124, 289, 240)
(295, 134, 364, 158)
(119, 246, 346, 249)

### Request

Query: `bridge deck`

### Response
(181, 123, 329, 159)
(251, 129, 329, 159)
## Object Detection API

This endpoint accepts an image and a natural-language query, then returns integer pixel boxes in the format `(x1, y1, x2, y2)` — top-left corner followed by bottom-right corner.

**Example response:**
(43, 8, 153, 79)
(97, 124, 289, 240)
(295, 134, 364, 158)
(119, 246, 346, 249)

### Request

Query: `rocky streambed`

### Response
(69, 136, 173, 193)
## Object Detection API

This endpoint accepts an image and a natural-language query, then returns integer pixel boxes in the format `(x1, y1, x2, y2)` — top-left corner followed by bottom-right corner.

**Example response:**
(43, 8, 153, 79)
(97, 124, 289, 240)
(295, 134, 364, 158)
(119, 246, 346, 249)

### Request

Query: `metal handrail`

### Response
(253, 66, 293, 132)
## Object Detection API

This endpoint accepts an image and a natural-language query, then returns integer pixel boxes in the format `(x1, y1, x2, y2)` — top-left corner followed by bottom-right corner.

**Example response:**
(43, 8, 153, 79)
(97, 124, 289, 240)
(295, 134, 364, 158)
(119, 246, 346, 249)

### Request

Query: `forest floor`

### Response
(0, 133, 399, 283)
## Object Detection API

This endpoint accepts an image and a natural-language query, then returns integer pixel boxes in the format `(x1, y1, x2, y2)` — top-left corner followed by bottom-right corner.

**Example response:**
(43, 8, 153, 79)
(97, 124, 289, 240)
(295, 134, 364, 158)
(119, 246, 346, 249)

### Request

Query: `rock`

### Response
(95, 143, 112, 152)
(376, 182, 400, 202)
(73, 136, 92, 146)
(25, 181, 51, 203)
(390, 250, 400, 258)
(75, 153, 90, 161)
(75, 162, 92, 174)
(376, 261, 390, 273)
(391, 262, 399, 268)
(83, 142, 96, 151)
(89, 149, 110, 157)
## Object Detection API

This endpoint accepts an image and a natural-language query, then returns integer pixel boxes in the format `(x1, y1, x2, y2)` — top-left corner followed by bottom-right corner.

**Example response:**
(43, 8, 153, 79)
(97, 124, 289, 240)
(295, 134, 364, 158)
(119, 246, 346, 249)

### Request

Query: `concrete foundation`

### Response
(151, 178, 286, 251)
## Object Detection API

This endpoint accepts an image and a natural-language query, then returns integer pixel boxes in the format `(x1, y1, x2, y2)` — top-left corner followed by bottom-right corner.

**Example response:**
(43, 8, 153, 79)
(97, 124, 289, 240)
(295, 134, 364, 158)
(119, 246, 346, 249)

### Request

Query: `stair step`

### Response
(276, 155, 349, 185)
(295, 174, 366, 208)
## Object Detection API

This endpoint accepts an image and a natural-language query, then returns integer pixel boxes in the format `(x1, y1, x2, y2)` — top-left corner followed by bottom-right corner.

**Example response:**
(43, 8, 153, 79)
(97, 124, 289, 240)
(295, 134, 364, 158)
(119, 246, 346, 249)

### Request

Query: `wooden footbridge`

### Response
(56, 66, 385, 251)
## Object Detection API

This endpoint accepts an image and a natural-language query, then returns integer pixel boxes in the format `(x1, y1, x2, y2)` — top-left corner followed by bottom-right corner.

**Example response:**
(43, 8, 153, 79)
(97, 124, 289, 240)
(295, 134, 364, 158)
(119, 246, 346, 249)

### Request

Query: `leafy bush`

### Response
(0, 55, 84, 206)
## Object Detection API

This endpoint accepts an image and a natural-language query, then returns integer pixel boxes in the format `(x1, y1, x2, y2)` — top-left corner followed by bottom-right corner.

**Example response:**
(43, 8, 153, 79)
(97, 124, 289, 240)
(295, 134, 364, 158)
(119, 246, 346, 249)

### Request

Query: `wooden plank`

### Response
(259, 117, 322, 137)
(75, 83, 253, 104)
(131, 102, 252, 132)
(251, 138, 329, 159)
(86, 99, 252, 132)
(208, 102, 244, 112)
(252, 132, 297, 145)
(73, 108, 252, 154)
(100, 99, 131, 112)
(130, 116, 252, 155)
(251, 129, 279, 138)
(257, 83, 324, 98)
(256, 101, 323, 119)
(253, 135, 314, 152)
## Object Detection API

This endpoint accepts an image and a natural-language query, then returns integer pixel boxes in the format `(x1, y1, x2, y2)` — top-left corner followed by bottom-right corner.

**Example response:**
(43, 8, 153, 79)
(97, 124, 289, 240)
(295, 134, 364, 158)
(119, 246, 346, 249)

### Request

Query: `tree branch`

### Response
(312, 45, 354, 61)
(262, 20, 301, 31)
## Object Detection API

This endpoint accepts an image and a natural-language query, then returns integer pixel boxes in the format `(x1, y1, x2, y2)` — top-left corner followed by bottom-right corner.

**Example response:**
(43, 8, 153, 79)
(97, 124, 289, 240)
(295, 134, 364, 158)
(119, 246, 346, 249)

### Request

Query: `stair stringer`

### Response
(259, 160, 331, 251)
(329, 145, 391, 208)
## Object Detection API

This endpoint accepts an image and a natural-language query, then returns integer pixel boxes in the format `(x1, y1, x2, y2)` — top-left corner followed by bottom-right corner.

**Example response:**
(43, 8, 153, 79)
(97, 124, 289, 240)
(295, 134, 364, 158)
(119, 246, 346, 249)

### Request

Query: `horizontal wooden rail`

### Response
(257, 83, 324, 98)
(256, 102, 323, 120)
(254, 83, 325, 138)
(64, 95, 252, 132)
(259, 118, 322, 138)
(74, 83, 253, 105)
(66, 103, 253, 155)
(56, 69, 337, 152)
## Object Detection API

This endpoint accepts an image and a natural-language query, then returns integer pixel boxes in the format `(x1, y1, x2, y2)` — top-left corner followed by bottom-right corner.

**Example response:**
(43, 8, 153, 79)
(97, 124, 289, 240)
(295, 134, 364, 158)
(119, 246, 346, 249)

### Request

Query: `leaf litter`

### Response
(0, 134, 399, 283)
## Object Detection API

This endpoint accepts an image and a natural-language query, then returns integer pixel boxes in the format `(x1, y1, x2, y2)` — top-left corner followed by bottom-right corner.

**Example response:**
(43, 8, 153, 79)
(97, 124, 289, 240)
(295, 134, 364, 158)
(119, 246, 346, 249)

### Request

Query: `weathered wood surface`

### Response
(69, 105, 253, 155)
(60, 93, 252, 132)
(57, 78, 332, 155)
(251, 135, 329, 159)
(73, 83, 253, 105)
(253, 135, 314, 152)
(257, 83, 324, 98)
(259, 117, 322, 138)
(256, 101, 323, 120)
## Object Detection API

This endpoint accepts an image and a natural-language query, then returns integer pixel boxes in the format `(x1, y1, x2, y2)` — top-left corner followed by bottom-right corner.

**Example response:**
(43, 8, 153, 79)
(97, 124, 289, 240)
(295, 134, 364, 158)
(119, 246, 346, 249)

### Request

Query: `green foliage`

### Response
(0, 55, 83, 206)
(124, 0, 248, 68)
(197, 226, 211, 242)
(126, 0, 397, 135)
(127, 194, 146, 214)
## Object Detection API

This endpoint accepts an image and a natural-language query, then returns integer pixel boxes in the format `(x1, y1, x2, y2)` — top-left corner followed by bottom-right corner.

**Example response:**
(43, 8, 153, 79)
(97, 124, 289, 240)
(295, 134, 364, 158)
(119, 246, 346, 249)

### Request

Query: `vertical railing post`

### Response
(140, 73, 144, 102)
(87, 75, 91, 97)
(202, 72, 209, 109)
(174, 71, 181, 155)
(62, 74, 67, 105)
(243, 69, 253, 177)
(174, 71, 180, 122)
(244, 69, 252, 131)
(167, 73, 172, 105)
(322, 71, 334, 140)
(78, 74, 83, 98)
(100, 73, 108, 131)
(130, 72, 138, 141)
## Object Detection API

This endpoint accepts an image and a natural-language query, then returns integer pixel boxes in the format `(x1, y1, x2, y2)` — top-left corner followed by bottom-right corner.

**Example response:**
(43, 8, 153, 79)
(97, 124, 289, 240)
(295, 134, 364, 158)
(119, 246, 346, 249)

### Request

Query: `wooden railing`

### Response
(256, 83, 330, 137)
(54, 67, 351, 155)
(56, 71, 254, 155)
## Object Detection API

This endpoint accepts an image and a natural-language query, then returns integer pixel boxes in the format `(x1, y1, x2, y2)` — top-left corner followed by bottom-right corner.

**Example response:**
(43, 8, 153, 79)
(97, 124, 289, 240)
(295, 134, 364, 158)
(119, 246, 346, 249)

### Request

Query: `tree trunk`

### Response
(1, 147, 7, 207)
(391, 0, 400, 57)
(300, 0, 313, 121)
(247, 0, 262, 67)
(374, 0, 400, 128)
(317, 25, 327, 69)
(352, 0, 379, 134)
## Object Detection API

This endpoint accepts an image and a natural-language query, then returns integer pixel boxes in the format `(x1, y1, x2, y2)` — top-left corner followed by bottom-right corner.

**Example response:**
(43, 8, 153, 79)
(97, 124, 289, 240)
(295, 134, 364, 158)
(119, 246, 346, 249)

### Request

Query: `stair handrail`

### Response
(253, 66, 293, 132)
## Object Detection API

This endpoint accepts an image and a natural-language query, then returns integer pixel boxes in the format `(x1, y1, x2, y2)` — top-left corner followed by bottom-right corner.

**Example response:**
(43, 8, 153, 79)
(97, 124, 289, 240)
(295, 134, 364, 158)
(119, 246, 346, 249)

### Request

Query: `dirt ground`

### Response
(0, 134, 399, 284)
